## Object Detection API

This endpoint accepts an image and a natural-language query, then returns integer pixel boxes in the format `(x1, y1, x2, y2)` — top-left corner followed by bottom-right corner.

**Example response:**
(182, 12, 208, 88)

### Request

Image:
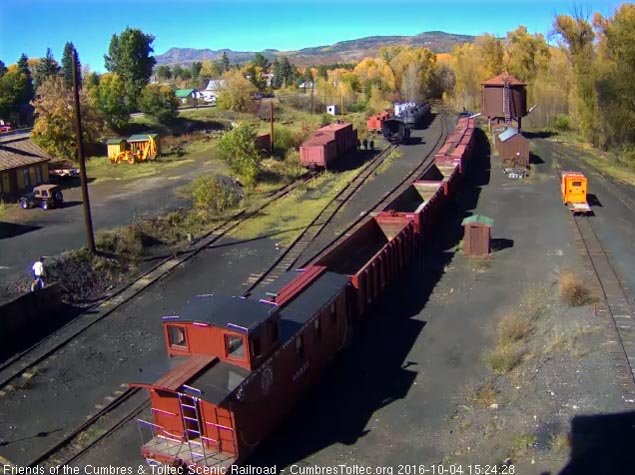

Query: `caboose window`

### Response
(225, 334, 245, 358)
(251, 337, 262, 358)
(168, 325, 187, 348)
(573, 181, 582, 187)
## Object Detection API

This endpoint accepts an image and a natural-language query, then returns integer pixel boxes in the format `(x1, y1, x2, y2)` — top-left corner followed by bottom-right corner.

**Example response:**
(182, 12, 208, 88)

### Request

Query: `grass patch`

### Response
(86, 154, 200, 183)
(471, 259, 492, 272)
(465, 379, 499, 408)
(95, 226, 144, 258)
(0, 199, 16, 216)
(498, 313, 533, 344)
(228, 169, 358, 246)
(511, 433, 537, 458)
(545, 323, 601, 354)
(374, 148, 402, 175)
(485, 344, 526, 374)
(559, 271, 594, 306)
(550, 433, 570, 456)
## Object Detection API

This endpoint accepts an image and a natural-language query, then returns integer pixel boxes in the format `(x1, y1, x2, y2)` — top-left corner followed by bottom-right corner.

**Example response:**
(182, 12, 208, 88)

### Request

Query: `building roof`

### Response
(127, 133, 159, 142)
(105, 138, 126, 145)
(482, 72, 526, 86)
(498, 128, 521, 142)
(205, 80, 227, 91)
(462, 215, 494, 227)
(0, 137, 51, 172)
(166, 295, 279, 333)
(175, 88, 196, 98)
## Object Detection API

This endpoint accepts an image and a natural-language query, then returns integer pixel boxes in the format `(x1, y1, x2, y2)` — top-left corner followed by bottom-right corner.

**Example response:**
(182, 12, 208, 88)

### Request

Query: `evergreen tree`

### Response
(271, 59, 282, 88)
(0, 60, 7, 76)
(221, 52, 230, 72)
(104, 27, 156, 110)
(34, 48, 61, 90)
(156, 65, 172, 80)
(252, 53, 270, 72)
(191, 61, 202, 78)
(61, 42, 81, 90)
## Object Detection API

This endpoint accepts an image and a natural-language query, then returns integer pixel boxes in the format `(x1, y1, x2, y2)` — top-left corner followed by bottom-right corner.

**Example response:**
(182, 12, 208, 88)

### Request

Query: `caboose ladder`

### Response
(178, 392, 208, 463)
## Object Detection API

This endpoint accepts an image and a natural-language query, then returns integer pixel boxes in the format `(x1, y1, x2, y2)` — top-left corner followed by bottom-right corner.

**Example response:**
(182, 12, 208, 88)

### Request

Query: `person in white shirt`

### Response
(31, 258, 45, 290)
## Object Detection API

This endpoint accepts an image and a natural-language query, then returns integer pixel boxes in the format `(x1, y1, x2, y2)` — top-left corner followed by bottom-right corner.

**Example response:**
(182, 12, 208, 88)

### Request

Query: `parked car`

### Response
(19, 184, 64, 210)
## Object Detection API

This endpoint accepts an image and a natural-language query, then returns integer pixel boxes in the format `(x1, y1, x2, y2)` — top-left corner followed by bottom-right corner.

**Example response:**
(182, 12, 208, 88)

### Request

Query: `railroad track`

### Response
(300, 109, 451, 267)
(242, 143, 399, 295)
(547, 142, 635, 398)
(27, 389, 148, 467)
(29, 110, 453, 467)
(0, 172, 317, 393)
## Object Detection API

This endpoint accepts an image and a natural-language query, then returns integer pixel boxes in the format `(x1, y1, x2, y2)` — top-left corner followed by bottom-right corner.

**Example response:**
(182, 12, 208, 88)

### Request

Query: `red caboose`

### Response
(131, 267, 350, 468)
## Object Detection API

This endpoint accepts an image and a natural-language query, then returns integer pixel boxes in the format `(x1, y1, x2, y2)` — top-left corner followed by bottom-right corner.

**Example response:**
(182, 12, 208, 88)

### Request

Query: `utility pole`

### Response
(72, 50, 95, 254)
(310, 79, 314, 115)
(269, 101, 274, 155)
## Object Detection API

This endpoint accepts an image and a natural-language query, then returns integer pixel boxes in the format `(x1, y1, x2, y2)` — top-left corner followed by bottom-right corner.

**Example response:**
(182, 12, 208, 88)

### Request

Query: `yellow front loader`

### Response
(111, 136, 158, 164)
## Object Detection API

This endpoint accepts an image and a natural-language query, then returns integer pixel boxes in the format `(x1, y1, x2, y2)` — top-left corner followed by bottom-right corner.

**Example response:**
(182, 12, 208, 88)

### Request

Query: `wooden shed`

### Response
(105, 138, 126, 160)
(255, 132, 271, 154)
(495, 128, 529, 167)
(127, 133, 161, 157)
(462, 215, 494, 258)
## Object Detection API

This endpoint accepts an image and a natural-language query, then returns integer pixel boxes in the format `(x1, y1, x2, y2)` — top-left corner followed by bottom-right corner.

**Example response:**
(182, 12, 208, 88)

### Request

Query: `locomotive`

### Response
(381, 102, 431, 143)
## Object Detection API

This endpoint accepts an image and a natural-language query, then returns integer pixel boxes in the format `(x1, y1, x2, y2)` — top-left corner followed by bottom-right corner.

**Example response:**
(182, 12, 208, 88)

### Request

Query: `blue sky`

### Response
(0, 0, 625, 72)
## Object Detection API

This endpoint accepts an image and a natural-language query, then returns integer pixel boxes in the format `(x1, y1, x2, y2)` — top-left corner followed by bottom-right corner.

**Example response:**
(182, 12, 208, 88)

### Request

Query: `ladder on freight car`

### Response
(178, 390, 209, 463)
(503, 78, 511, 126)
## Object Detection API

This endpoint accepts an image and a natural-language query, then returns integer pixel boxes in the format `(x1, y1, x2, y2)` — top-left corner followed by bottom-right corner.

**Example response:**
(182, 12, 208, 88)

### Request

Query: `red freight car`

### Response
(131, 266, 351, 467)
(366, 111, 391, 132)
(382, 181, 446, 237)
(315, 215, 416, 319)
(321, 122, 357, 156)
(299, 133, 338, 169)
(131, 114, 480, 469)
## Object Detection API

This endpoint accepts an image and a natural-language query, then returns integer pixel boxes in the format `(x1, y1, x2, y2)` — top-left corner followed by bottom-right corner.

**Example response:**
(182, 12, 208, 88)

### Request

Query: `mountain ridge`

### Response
(155, 31, 474, 67)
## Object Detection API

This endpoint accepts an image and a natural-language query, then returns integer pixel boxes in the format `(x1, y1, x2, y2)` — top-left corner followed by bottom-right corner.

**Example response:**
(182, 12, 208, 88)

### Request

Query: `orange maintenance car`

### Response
(561, 171, 591, 214)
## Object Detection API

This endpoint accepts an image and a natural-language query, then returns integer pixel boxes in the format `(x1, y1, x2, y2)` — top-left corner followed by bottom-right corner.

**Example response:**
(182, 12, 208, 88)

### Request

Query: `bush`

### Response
(273, 125, 306, 152)
(95, 226, 143, 257)
(138, 84, 179, 124)
(485, 344, 525, 373)
(215, 125, 262, 187)
(618, 145, 635, 169)
(559, 271, 594, 306)
(497, 313, 532, 344)
(190, 174, 243, 212)
(551, 114, 571, 132)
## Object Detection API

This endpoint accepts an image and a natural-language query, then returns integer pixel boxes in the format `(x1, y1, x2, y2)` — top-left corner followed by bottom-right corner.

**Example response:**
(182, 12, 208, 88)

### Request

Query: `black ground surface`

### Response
(73, 126, 632, 470)
(0, 115, 449, 465)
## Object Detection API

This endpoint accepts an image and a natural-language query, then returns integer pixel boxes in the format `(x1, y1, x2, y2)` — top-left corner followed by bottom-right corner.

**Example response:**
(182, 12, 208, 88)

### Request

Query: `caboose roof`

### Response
(256, 270, 349, 344)
(167, 295, 279, 333)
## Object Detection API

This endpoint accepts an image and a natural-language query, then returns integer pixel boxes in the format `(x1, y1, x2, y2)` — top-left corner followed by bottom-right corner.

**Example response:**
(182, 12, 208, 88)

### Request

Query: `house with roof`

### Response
(197, 80, 227, 103)
(0, 135, 51, 199)
(175, 89, 198, 106)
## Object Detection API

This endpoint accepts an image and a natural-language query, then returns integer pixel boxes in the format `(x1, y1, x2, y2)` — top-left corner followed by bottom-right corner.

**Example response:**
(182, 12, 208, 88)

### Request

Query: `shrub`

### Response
(215, 125, 262, 187)
(551, 114, 570, 132)
(95, 226, 143, 257)
(190, 174, 243, 213)
(497, 313, 532, 344)
(559, 271, 594, 306)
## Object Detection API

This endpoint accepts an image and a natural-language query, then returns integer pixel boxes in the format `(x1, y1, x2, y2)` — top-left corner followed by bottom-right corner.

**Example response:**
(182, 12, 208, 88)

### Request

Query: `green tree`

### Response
(594, 4, 635, 148)
(220, 52, 230, 72)
(191, 61, 202, 78)
(0, 69, 31, 123)
(172, 65, 184, 79)
(16, 53, 35, 122)
(0, 60, 7, 76)
(61, 42, 81, 90)
(104, 27, 156, 110)
(216, 69, 256, 112)
(138, 84, 179, 123)
(271, 59, 282, 88)
(32, 75, 103, 159)
(215, 125, 261, 187)
(156, 65, 172, 80)
(34, 48, 61, 90)
(252, 53, 270, 72)
(92, 73, 129, 130)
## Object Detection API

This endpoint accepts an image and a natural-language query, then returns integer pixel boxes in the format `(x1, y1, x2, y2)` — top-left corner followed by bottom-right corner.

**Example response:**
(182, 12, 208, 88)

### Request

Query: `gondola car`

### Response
(132, 114, 478, 470)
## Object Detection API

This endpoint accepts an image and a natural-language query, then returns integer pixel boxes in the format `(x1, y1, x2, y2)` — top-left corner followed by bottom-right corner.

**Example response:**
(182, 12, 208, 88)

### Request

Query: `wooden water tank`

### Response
(481, 73, 527, 120)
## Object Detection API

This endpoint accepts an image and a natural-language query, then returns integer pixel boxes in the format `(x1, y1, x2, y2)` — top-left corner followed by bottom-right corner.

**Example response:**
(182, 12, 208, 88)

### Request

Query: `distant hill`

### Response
(155, 31, 474, 67)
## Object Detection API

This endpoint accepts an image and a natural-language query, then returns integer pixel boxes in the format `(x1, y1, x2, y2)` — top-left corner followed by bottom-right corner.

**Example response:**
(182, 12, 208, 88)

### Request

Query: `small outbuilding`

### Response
(105, 138, 127, 160)
(326, 104, 340, 116)
(175, 88, 198, 106)
(462, 215, 494, 258)
(0, 135, 50, 199)
(127, 133, 161, 157)
(496, 128, 529, 167)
